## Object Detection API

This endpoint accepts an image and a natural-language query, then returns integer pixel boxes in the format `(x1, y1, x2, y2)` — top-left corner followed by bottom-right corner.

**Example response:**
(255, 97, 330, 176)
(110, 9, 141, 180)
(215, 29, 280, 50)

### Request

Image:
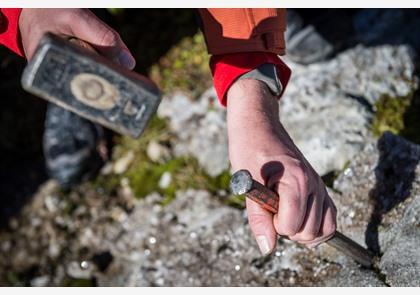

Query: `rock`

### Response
(158, 172, 172, 189)
(330, 132, 420, 286)
(94, 190, 384, 286)
(158, 89, 229, 177)
(147, 140, 171, 163)
(379, 197, 420, 286)
(66, 261, 94, 279)
(30, 276, 50, 287)
(113, 151, 135, 174)
(280, 45, 416, 175)
(159, 46, 416, 177)
(354, 9, 420, 54)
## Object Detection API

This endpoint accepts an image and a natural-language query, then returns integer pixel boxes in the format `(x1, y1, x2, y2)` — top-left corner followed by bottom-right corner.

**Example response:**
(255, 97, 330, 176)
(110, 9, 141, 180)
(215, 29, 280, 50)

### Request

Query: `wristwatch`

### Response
(237, 63, 283, 97)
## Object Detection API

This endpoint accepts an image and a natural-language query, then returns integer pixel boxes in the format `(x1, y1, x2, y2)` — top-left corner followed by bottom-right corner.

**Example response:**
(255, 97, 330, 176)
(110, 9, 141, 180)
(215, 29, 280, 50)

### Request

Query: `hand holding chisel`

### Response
(230, 169, 373, 268)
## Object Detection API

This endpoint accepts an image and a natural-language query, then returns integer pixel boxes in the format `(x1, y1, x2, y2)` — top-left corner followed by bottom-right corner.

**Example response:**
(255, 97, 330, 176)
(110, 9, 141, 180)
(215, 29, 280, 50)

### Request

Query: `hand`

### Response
(19, 9, 135, 69)
(226, 79, 337, 255)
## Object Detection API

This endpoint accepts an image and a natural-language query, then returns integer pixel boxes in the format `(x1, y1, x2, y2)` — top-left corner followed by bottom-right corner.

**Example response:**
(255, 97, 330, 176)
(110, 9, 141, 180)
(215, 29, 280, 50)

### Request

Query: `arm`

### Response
(226, 78, 337, 254)
(200, 8, 337, 254)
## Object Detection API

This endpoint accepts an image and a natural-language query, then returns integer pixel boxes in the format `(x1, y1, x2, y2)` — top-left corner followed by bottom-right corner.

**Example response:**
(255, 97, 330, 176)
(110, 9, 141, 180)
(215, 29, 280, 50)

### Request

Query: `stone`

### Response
(379, 197, 420, 286)
(94, 190, 385, 286)
(158, 172, 172, 189)
(280, 45, 416, 175)
(330, 132, 420, 286)
(66, 261, 94, 279)
(157, 89, 229, 177)
(30, 276, 50, 287)
(147, 140, 171, 163)
(113, 151, 135, 174)
(159, 46, 416, 177)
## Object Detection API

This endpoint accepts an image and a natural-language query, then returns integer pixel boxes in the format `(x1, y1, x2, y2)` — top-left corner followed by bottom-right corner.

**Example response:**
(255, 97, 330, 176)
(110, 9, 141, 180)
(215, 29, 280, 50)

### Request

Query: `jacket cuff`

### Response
(0, 8, 24, 57)
(210, 52, 291, 107)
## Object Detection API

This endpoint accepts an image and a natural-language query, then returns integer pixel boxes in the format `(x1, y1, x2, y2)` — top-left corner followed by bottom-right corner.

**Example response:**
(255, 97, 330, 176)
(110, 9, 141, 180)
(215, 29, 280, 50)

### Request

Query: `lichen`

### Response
(371, 86, 420, 146)
(149, 32, 212, 98)
(371, 93, 413, 137)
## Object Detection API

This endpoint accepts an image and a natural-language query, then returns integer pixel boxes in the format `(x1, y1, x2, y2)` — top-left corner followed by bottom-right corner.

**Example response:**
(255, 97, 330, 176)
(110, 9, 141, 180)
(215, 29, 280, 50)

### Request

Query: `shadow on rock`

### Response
(365, 132, 420, 255)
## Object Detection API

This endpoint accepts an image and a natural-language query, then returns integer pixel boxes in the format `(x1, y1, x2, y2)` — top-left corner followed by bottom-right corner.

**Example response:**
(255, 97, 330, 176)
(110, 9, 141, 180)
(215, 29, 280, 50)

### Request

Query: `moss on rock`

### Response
(149, 33, 212, 98)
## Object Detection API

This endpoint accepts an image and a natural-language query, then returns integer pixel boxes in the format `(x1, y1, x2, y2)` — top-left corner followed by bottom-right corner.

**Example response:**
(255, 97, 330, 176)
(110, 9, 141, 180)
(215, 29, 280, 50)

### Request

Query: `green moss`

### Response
(91, 113, 232, 206)
(149, 32, 212, 98)
(63, 278, 96, 287)
(6, 272, 25, 286)
(371, 92, 413, 137)
(106, 8, 124, 15)
(371, 86, 420, 145)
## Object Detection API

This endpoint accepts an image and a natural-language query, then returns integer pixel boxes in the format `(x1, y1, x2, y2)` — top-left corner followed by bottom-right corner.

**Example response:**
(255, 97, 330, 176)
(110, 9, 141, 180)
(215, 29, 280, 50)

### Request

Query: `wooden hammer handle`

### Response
(246, 179, 373, 268)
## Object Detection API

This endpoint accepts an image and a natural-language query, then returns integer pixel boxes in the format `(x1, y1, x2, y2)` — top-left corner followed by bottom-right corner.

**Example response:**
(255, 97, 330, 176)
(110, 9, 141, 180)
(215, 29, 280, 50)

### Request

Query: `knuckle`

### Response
(324, 223, 337, 237)
(99, 28, 118, 45)
(61, 9, 82, 24)
(277, 224, 298, 237)
(301, 232, 318, 241)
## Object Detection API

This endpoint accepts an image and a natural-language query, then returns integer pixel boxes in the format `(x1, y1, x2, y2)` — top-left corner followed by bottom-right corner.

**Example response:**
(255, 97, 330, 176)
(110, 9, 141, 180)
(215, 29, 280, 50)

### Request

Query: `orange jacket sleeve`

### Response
(198, 8, 287, 56)
(199, 8, 291, 106)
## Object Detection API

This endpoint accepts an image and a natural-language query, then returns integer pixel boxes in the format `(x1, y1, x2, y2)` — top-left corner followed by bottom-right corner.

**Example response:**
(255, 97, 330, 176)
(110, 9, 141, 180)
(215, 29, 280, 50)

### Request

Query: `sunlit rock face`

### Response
(328, 132, 420, 286)
(95, 190, 384, 287)
(159, 45, 417, 178)
(280, 45, 416, 175)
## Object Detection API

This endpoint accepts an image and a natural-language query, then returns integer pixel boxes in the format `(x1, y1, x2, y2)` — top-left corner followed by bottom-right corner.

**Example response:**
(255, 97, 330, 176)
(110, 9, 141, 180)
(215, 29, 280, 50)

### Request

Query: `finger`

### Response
(269, 180, 306, 236)
(68, 9, 136, 69)
(246, 197, 277, 256)
(288, 191, 324, 243)
(302, 196, 337, 248)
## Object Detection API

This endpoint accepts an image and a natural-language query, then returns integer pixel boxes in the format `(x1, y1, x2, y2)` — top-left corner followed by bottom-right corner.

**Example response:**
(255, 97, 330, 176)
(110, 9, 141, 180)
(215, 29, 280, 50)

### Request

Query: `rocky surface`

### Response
(327, 132, 420, 286)
(281, 45, 416, 175)
(1, 131, 420, 286)
(158, 45, 417, 177)
(157, 88, 229, 177)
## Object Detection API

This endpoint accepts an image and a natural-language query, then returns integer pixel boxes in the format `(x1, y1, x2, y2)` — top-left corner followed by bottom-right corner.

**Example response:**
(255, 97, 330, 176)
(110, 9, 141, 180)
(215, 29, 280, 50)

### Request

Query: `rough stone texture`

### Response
(329, 132, 420, 286)
(157, 88, 229, 177)
(95, 190, 384, 287)
(159, 46, 416, 177)
(4, 132, 420, 286)
(0, 182, 384, 286)
(379, 197, 420, 286)
(281, 45, 416, 175)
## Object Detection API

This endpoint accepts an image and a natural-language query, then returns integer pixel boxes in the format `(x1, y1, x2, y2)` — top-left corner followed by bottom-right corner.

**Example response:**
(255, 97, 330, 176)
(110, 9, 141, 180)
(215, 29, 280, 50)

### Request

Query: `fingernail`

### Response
(118, 50, 136, 70)
(256, 235, 272, 256)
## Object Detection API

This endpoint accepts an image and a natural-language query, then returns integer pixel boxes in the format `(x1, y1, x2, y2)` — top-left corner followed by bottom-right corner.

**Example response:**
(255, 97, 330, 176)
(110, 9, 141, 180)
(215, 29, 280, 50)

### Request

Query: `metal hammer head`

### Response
(21, 33, 161, 138)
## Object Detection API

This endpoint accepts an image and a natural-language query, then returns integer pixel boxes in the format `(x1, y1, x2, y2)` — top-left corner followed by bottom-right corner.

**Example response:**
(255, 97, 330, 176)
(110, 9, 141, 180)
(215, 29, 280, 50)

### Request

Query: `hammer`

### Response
(21, 33, 161, 138)
(230, 169, 373, 268)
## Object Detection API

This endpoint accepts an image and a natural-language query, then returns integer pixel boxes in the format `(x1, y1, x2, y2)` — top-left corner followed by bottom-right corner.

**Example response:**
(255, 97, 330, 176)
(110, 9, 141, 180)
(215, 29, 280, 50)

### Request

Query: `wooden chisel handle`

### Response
(230, 169, 373, 268)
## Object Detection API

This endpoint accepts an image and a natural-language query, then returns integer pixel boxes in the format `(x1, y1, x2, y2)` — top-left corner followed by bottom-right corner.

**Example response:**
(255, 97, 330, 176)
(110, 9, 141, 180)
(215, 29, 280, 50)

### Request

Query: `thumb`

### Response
(246, 197, 277, 256)
(69, 9, 136, 70)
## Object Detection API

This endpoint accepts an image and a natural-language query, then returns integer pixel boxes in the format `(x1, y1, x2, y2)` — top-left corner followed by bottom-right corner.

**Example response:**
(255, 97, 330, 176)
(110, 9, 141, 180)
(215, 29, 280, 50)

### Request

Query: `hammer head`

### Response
(21, 33, 161, 138)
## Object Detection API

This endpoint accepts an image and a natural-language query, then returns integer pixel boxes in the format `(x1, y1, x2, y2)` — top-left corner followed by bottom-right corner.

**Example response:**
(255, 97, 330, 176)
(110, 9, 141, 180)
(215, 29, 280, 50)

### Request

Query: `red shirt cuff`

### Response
(0, 8, 24, 57)
(210, 52, 291, 107)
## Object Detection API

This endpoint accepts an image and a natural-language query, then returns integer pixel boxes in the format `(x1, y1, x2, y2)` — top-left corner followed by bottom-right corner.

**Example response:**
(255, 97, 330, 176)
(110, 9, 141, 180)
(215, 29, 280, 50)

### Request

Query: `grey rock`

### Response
(281, 45, 416, 175)
(95, 190, 384, 286)
(159, 46, 416, 178)
(379, 197, 420, 286)
(30, 276, 50, 287)
(331, 132, 420, 286)
(158, 89, 229, 177)
(66, 261, 94, 279)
